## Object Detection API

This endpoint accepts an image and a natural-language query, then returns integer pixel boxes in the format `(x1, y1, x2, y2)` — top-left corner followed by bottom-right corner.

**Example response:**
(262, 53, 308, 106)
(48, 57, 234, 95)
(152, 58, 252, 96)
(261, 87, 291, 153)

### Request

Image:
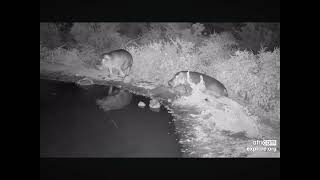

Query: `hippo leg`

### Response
(106, 67, 111, 78)
(108, 86, 113, 95)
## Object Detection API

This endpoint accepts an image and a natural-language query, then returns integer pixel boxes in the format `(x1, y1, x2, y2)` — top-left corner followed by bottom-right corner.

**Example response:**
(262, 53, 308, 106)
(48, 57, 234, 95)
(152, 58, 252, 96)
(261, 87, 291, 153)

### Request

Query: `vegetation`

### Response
(40, 22, 280, 126)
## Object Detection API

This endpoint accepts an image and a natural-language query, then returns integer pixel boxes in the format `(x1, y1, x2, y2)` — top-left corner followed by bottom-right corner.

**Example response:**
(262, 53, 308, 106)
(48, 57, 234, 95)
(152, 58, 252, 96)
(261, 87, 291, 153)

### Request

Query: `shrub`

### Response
(40, 23, 63, 49)
(77, 44, 101, 68)
(70, 23, 129, 52)
(127, 37, 199, 85)
(44, 47, 82, 66)
(196, 32, 238, 70)
(40, 41, 48, 60)
(208, 47, 280, 125)
(234, 23, 280, 52)
(41, 43, 101, 69)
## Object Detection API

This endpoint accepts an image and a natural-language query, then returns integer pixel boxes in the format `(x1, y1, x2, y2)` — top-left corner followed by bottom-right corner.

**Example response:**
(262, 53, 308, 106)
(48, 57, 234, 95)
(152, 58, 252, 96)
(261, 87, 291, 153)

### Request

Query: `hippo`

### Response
(168, 71, 228, 97)
(97, 49, 133, 95)
(97, 49, 133, 78)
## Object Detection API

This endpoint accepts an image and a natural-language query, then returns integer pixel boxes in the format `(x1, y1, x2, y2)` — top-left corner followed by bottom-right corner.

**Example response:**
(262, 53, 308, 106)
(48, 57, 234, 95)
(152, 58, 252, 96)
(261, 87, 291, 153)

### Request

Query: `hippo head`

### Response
(168, 73, 186, 87)
(96, 53, 111, 70)
(95, 58, 104, 70)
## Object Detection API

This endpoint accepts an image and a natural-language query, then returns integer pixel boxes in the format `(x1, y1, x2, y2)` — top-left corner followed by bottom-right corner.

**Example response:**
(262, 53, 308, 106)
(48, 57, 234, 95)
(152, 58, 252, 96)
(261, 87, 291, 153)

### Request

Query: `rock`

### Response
(138, 101, 146, 108)
(150, 108, 160, 112)
(76, 77, 94, 86)
(149, 99, 161, 109)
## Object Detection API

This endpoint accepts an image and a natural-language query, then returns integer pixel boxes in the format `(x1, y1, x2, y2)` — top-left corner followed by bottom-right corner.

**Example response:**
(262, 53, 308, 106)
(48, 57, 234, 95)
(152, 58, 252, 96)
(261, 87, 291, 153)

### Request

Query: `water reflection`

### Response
(40, 79, 182, 157)
(96, 89, 133, 111)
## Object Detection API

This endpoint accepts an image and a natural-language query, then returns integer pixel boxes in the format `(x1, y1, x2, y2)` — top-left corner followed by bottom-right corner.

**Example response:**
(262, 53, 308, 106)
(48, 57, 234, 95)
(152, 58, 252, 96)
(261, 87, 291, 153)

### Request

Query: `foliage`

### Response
(40, 23, 63, 49)
(70, 23, 129, 52)
(127, 37, 199, 85)
(234, 23, 280, 52)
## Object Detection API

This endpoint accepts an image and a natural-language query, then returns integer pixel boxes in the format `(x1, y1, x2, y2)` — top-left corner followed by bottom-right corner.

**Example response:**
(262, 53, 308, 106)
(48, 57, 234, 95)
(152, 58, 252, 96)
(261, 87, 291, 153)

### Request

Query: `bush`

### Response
(40, 23, 63, 49)
(77, 44, 101, 68)
(127, 37, 199, 85)
(44, 47, 82, 66)
(41, 43, 101, 69)
(40, 42, 48, 60)
(209, 47, 280, 125)
(234, 23, 280, 52)
(196, 32, 238, 69)
(70, 23, 129, 52)
(136, 23, 206, 47)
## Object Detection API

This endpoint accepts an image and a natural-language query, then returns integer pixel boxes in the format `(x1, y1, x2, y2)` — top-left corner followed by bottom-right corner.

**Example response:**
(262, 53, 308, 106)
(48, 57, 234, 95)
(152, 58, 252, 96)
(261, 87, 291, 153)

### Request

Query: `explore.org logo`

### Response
(246, 140, 278, 153)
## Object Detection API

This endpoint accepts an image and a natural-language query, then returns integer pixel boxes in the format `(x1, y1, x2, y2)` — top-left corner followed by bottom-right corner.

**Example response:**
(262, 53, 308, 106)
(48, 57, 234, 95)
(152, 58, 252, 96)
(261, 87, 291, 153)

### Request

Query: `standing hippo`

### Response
(168, 71, 228, 97)
(97, 49, 133, 79)
(97, 49, 133, 95)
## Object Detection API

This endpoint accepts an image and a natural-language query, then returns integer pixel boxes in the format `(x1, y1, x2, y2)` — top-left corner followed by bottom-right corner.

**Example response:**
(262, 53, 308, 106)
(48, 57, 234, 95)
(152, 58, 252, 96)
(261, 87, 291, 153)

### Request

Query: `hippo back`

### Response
(169, 71, 228, 97)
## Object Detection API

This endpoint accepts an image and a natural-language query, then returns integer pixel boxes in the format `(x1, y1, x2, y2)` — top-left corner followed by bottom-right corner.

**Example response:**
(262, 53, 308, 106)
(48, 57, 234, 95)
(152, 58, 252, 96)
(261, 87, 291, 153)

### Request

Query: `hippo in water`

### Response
(168, 71, 228, 97)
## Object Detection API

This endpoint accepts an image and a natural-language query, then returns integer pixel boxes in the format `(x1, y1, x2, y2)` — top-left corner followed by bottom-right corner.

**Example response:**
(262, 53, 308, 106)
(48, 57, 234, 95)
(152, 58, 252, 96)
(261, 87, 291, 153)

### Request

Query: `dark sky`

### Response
(40, 0, 279, 22)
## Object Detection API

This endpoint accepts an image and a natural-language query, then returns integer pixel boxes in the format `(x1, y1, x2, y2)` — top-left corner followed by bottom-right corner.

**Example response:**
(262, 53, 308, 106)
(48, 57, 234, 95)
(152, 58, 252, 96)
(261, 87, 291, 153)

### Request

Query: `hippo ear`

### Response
(103, 54, 111, 60)
(100, 58, 105, 65)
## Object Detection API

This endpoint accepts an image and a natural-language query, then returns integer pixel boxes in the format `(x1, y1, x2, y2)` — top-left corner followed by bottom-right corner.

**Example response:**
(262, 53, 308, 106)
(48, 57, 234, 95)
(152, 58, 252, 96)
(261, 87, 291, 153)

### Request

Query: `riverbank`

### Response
(40, 61, 280, 157)
(40, 61, 177, 102)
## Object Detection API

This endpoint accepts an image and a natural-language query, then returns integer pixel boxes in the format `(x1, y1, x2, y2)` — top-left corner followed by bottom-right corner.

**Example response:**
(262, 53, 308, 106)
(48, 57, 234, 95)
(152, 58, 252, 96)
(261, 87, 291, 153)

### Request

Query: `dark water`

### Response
(40, 79, 182, 157)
